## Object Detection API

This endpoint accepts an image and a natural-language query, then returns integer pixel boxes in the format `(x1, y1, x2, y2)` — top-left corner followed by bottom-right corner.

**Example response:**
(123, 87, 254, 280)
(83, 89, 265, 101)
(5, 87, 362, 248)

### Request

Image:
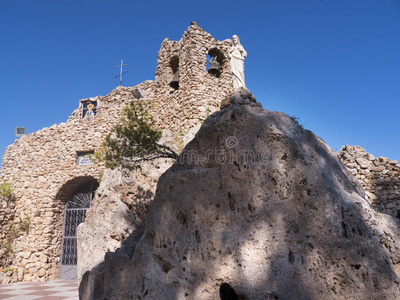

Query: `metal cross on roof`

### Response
(115, 59, 128, 86)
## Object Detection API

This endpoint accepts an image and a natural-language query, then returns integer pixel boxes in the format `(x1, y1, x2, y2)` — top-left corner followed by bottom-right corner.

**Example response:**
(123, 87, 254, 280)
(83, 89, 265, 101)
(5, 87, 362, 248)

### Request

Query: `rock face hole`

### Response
(220, 283, 239, 300)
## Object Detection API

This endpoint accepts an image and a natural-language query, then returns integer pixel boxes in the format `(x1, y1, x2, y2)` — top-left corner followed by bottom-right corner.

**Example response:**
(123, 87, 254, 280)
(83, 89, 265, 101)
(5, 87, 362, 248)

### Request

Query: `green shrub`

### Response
(97, 171, 104, 184)
(0, 217, 31, 267)
(0, 182, 14, 198)
(18, 217, 30, 232)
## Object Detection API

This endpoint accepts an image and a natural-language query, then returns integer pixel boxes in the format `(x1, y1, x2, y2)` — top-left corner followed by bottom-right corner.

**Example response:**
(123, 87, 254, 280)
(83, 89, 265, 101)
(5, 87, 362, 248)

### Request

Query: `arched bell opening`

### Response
(206, 48, 225, 78)
(169, 55, 179, 90)
(58, 177, 99, 280)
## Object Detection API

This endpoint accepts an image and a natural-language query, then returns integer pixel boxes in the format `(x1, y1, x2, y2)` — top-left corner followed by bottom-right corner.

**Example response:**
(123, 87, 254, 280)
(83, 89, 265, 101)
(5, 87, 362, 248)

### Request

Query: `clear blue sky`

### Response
(1, 0, 400, 165)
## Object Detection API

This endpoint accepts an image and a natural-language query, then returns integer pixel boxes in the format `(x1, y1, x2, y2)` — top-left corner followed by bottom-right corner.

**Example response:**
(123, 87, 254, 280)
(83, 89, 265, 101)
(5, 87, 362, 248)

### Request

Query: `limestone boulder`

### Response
(77, 130, 198, 283)
(83, 103, 400, 299)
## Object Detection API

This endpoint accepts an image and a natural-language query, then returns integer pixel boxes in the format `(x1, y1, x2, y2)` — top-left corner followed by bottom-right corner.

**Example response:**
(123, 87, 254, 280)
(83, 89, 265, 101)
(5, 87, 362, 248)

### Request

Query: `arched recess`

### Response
(206, 48, 226, 78)
(57, 176, 99, 280)
(55, 176, 98, 203)
(169, 55, 179, 90)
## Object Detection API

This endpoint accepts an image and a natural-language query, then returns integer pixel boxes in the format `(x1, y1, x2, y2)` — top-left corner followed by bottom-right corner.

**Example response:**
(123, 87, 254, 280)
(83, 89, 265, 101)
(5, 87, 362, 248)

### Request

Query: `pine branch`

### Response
(99, 98, 177, 170)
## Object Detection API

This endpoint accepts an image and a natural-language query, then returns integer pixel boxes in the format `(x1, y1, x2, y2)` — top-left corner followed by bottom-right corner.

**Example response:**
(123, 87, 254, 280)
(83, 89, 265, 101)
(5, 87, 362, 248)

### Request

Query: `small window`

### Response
(77, 151, 94, 166)
(82, 101, 97, 121)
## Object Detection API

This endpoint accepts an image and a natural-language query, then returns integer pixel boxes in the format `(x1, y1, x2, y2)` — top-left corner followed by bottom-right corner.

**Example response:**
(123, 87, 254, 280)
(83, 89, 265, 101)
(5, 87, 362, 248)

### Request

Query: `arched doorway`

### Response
(59, 179, 98, 279)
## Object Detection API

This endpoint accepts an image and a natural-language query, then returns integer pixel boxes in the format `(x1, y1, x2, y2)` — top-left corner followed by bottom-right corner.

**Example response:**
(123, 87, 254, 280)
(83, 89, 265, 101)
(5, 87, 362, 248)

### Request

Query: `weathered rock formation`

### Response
(77, 128, 200, 280)
(80, 97, 400, 299)
(77, 89, 260, 285)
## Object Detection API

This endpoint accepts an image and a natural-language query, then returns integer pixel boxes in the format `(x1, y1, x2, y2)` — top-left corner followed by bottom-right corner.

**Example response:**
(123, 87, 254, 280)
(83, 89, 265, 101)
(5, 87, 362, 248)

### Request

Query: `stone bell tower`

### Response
(150, 21, 235, 133)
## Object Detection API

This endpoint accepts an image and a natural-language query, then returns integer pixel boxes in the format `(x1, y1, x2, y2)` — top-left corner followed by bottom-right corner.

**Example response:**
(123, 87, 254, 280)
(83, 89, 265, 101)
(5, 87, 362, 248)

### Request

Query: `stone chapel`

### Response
(0, 22, 236, 283)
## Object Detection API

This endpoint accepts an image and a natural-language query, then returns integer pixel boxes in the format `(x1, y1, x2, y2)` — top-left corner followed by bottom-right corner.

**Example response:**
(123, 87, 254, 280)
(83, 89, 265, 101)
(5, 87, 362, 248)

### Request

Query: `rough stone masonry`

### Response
(339, 145, 400, 216)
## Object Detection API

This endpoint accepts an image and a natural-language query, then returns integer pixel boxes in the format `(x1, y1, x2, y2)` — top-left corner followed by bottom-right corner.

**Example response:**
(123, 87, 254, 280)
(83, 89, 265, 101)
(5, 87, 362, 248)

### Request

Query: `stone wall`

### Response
(339, 145, 400, 216)
(0, 84, 148, 283)
(0, 87, 153, 284)
(0, 22, 235, 283)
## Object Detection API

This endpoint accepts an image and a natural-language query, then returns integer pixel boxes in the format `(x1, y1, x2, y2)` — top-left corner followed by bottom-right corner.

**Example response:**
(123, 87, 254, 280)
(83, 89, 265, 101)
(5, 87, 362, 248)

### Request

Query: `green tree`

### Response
(98, 97, 178, 170)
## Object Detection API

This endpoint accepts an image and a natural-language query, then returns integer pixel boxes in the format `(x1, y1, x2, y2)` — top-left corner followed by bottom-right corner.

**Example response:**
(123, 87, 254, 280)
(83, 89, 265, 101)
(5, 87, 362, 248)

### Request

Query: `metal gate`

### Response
(59, 182, 94, 279)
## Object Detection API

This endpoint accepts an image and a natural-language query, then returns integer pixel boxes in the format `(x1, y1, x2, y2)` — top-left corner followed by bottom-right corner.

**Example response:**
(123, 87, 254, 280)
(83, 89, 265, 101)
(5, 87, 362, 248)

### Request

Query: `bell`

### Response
(170, 70, 179, 89)
(208, 60, 221, 76)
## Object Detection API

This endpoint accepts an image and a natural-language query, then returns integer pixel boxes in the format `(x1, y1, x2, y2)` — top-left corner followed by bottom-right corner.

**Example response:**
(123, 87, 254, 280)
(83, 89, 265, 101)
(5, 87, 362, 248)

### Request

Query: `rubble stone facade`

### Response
(0, 22, 235, 283)
(339, 145, 400, 216)
(0, 86, 137, 283)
